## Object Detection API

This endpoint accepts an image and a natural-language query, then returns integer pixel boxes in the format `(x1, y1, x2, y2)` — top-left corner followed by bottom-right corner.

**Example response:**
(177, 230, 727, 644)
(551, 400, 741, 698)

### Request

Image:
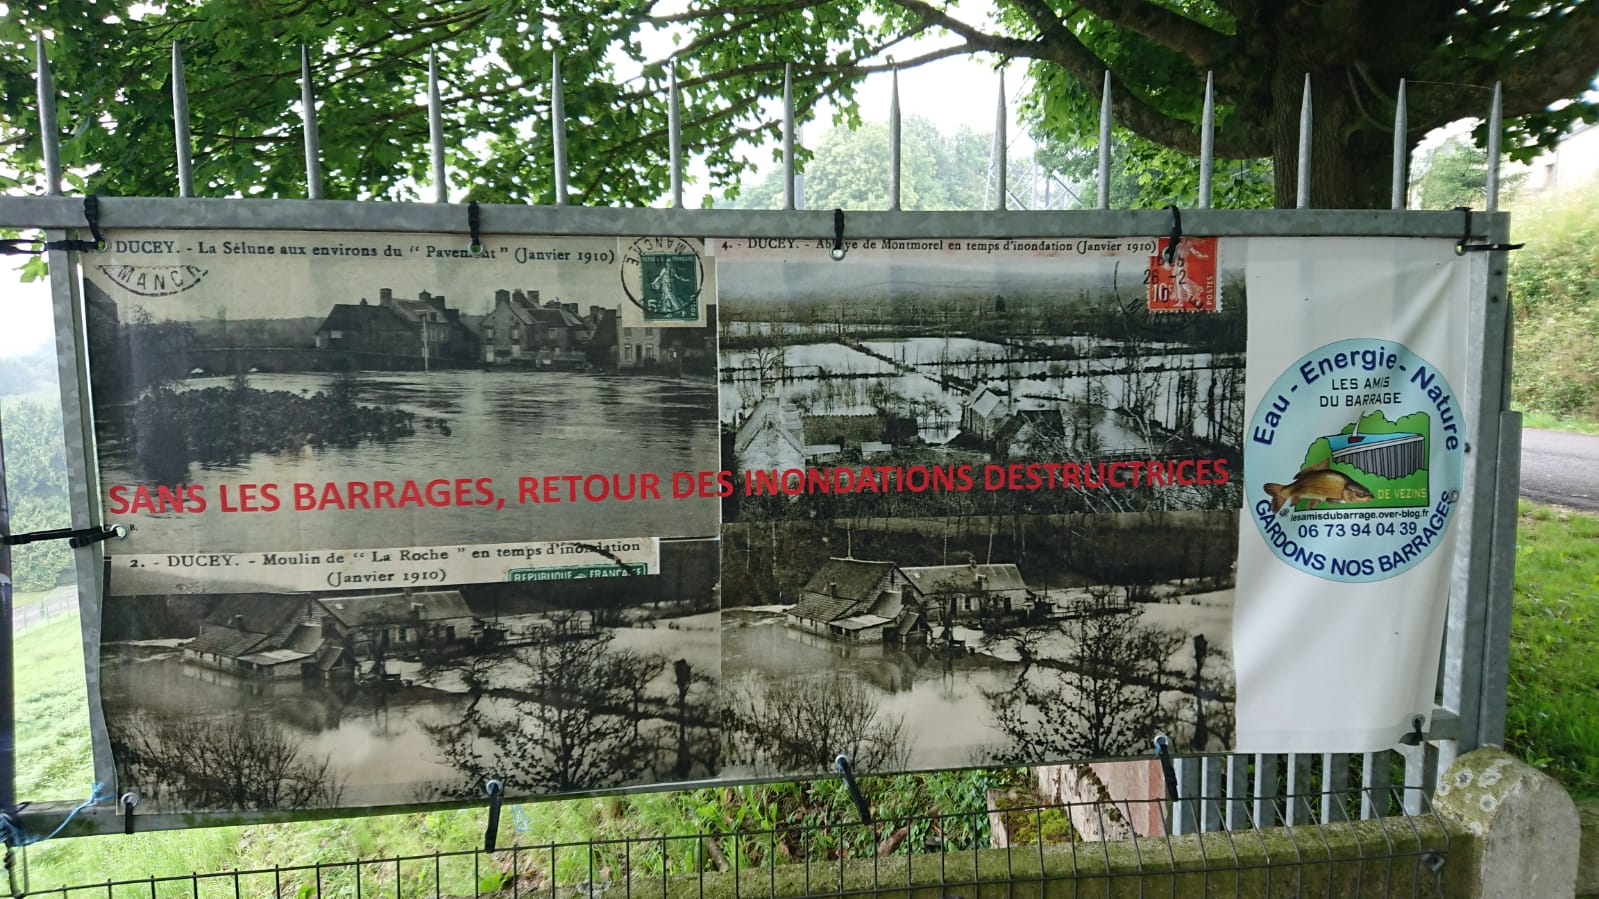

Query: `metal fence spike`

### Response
(428, 47, 447, 204)
(1097, 70, 1112, 209)
(35, 35, 60, 196)
(1296, 73, 1312, 209)
(992, 69, 1007, 211)
(552, 55, 569, 206)
(889, 69, 901, 211)
(669, 65, 683, 209)
(1392, 78, 1408, 210)
(300, 46, 323, 200)
(1486, 82, 1503, 213)
(172, 43, 195, 198)
(783, 63, 796, 211)
(1199, 71, 1215, 209)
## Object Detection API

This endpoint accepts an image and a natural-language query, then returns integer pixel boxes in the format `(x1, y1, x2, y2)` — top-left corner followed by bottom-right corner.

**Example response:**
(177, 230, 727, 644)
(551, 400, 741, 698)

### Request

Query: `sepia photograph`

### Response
(719, 513, 1237, 776)
(83, 231, 721, 568)
(99, 538, 721, 811)
(717, 242, 1246, 521)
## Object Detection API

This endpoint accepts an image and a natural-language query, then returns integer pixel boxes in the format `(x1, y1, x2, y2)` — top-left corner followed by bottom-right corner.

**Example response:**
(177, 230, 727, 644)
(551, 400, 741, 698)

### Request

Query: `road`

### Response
(1519, 428, 1599, 512)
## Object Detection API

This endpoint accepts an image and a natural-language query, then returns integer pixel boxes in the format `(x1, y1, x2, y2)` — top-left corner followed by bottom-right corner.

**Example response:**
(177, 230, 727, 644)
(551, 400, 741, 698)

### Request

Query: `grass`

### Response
(1505, 501, 1599, 800)
(12, 585, 71, 611)
(1519, 409, 1599, 436)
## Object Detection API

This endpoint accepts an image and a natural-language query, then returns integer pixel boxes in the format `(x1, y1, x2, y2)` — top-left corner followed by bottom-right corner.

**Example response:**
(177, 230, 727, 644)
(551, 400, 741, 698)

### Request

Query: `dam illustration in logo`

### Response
(1265, 411, 1431, 515)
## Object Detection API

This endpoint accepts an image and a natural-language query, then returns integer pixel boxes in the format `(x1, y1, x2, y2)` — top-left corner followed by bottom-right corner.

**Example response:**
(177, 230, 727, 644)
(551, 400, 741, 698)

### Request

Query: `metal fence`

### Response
(0, 34, 1518, 894)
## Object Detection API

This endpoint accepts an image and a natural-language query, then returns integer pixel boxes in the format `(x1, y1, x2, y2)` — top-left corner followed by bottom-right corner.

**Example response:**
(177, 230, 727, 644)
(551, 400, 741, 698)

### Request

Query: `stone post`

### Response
(1433, 747, 1581, 899)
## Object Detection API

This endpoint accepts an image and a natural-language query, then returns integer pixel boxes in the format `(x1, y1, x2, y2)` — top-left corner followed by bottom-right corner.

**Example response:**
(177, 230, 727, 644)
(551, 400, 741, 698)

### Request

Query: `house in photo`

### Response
(315, 288, 479, 366)
(901, 561, 1033, 620)
(786, 557, 916, 643)
(181, 591, 479, 680)
(478, 288, 592, 366)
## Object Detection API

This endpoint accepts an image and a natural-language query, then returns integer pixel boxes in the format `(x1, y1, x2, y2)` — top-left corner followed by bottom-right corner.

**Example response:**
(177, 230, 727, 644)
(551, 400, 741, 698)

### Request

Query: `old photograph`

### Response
(720, 513, 1236, 776)
(717, 241, 1246, 521)
(100, 538, 721, 811)
(83, 231, 720, 574)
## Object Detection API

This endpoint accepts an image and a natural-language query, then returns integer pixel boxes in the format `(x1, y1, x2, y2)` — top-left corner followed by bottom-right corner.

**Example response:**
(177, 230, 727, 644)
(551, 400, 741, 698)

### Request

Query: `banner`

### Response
(76, 230, 1469, 816)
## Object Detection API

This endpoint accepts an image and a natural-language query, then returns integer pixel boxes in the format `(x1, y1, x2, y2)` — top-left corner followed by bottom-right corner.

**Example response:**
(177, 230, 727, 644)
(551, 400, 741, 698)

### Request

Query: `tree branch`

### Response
(1064, 0, 1235, 70)
(1415, 1, 1599, 130)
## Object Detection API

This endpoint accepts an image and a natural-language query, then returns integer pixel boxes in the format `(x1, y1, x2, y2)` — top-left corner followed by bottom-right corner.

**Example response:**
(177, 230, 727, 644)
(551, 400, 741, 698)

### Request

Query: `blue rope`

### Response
(1, 783, 109, 847)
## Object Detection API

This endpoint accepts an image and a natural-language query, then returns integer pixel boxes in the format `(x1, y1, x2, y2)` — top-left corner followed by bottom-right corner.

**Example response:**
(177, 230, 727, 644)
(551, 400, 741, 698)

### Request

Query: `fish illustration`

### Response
(1263, 458, 1374, 514)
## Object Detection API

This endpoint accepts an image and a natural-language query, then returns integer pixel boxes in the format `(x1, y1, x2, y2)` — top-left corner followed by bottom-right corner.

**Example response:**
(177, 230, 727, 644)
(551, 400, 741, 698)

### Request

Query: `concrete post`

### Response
(1434, 747, 1581, 898)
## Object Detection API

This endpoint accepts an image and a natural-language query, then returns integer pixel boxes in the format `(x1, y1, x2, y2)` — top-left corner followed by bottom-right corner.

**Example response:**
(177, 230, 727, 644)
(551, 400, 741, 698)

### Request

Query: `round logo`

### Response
(1244, 339, 1464, 583)
(620, 237, 704, 322)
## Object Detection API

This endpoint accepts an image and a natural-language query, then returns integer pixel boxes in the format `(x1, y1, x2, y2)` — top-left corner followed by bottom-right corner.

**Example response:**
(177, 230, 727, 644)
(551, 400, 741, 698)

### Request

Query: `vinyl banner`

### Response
(86, 231, 722, 810)
(1232, 238, 1470, 751)
(77, 229, 1469, 817)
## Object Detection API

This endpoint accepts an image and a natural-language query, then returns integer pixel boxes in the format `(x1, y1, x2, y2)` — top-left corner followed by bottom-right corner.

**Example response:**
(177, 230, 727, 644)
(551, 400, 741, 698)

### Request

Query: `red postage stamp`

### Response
(1147, 237, 1220, 312)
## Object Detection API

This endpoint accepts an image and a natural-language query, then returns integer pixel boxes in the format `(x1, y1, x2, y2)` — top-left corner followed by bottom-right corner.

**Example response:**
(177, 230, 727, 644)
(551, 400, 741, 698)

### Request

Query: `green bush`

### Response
(1510, 181, 1599, 421)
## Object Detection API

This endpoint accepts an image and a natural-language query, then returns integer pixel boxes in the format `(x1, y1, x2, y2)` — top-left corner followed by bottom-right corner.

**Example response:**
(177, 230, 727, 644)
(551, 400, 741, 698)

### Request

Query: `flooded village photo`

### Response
(716, 243, 1244, 774)
(82, 235, 722, 560)
(100, 538, 721, 811)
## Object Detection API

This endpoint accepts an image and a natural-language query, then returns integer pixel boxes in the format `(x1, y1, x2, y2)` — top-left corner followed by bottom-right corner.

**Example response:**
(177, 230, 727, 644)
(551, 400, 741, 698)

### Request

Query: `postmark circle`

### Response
(620, 236, 704, 322)
(1245, 338, 1464, 583)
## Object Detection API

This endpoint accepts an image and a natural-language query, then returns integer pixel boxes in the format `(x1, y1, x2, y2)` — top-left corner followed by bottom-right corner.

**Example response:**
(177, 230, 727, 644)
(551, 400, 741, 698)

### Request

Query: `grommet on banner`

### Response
(483, 779, 504, 852)
(120, 792, 139, 836)
(466, 201, 485, 257)
(1163, 205, 1183, 264)
(830, 209, 847, 262)
(833, 754, 872, 826)
(1398, 714, 1427, 747)
(1454, 206, 1523, 254)
(1152, 734, 1179, 800)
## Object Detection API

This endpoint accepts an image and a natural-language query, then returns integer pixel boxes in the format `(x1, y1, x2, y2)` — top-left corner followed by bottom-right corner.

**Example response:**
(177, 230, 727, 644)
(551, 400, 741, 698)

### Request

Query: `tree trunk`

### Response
(1270, 69, 1394, 209)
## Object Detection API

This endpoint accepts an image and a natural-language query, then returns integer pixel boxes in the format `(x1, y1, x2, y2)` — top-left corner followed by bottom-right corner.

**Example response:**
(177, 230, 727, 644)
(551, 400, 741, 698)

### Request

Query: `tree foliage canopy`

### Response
(2, 0, 1595, 208)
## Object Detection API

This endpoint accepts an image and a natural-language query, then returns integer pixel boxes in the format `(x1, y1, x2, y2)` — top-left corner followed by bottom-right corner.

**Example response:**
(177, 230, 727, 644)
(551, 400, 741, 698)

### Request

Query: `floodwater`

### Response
(104, 370, 721, 555)
(101, 612, 722, 809)
(720, 608, 1016, 772)
(719, 327, 1244, 452)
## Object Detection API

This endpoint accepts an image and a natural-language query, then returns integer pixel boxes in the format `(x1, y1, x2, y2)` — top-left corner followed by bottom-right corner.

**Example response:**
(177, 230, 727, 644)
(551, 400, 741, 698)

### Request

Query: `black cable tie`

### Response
(1398, 714, 1427, 747)
(4, 524, 124, 549)
(120, 793, 138, 836)
(833, 754, 872, 826)
(830, 208, 847, 261)
(483, 779, 504, 852)
(0, 196, 107, 256)
(1153, 734, 1179, 800)
(467, 201, 484, 256)
(1454, 205, 1523, 253)
(1163, 205, 1183, 264)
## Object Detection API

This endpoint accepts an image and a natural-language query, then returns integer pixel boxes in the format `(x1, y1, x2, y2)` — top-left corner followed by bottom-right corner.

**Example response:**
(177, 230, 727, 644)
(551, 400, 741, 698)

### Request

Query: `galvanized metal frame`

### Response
(0, 40, 1518, 843)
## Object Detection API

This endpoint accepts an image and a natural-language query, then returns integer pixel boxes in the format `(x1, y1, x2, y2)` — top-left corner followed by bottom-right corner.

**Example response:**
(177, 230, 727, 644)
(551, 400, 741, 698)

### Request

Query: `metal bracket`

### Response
(1398, 714, 1428, 747)
(1163, 205, 1183, 264)
(830, 208, 847, 261)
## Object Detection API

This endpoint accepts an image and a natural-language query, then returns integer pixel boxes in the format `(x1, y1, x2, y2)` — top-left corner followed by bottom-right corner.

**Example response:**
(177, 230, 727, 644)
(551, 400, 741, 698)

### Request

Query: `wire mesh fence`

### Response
(9, 773, 1453, 899)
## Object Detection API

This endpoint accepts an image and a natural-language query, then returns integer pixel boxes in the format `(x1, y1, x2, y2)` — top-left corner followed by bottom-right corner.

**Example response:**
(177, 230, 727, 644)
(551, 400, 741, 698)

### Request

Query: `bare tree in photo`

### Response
(727, 673, 910, 773)
(428, 611, 712, 795)
(109, 713, 344, 811)
(983, 606, 1186, 762)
